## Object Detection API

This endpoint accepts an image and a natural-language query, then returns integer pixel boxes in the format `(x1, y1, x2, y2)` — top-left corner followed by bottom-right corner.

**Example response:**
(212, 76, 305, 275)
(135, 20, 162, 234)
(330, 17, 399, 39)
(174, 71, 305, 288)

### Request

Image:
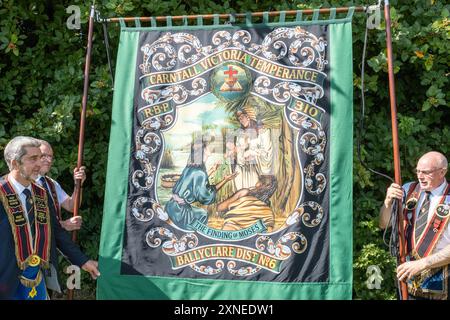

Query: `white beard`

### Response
(18, 166, 35, 183)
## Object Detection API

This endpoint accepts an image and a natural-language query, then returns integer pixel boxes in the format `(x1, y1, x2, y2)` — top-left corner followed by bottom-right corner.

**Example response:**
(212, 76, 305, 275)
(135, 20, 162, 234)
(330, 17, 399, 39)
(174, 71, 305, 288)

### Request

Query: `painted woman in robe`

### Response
(164, 138, 237, 231)
(232, 105, 274, 190)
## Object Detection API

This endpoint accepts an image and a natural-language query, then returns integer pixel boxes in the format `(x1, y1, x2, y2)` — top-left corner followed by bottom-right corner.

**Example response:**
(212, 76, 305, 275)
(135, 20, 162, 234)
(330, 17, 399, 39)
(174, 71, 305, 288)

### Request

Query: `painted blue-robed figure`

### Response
(164, 137, 237, 231)
(165, 164, 217, 231)
(165, 137, 217, 230)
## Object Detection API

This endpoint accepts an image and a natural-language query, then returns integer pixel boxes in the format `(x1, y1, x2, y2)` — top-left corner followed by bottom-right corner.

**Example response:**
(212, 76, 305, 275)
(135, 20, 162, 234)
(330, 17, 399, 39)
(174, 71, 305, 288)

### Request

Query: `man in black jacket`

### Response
(0, 136, 99, 299)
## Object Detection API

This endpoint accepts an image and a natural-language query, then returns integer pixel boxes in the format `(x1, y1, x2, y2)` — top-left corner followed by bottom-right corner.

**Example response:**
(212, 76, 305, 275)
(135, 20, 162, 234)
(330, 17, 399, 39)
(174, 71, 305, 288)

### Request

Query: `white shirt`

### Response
(8, 175, 33, 223)
(403, 180, 450, 252)
(36, 175, 69, 206)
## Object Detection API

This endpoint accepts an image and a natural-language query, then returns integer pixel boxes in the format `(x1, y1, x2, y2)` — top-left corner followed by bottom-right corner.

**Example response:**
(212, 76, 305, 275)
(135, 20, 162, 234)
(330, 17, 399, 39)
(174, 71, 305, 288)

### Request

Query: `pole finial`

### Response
(90, 3, 96, 18)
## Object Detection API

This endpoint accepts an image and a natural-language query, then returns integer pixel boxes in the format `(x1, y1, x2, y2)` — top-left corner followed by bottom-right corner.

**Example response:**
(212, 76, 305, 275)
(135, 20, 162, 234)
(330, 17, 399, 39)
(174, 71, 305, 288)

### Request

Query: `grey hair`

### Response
(4, 136, 41, 170)
(36, 139, 51, 149)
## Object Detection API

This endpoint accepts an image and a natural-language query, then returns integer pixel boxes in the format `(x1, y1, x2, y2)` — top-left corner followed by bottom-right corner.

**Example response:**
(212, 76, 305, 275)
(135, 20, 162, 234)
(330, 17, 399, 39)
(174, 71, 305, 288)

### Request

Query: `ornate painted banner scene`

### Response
(98, 11, 354, 299)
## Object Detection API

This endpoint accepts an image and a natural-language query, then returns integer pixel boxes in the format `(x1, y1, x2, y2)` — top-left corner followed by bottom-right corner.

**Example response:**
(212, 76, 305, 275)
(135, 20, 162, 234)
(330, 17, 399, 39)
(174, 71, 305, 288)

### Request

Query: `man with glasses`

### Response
(36, 140, 85, 231)
(379, 151, 449, 299)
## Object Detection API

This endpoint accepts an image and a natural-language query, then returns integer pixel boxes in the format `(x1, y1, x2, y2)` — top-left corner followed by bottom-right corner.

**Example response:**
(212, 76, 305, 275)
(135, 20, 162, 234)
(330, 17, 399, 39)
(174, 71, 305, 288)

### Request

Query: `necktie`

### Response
(39, 176, 50, 194)
(22, 188, 35, 239)
(415, 191, 431, 242)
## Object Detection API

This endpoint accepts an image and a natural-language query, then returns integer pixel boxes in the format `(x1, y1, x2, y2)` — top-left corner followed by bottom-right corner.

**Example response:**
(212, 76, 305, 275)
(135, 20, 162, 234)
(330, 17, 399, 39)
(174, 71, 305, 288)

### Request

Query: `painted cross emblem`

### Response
(224, 65, 238, 83)
(212, 62, 251, 101)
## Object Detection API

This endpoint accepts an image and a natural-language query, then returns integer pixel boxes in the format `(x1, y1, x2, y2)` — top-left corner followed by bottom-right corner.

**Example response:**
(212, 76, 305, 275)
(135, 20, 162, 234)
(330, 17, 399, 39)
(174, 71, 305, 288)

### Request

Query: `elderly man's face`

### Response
(15, 146, 42, 182)
(39, 144, 54, 175)
(416, 156, 447, 191)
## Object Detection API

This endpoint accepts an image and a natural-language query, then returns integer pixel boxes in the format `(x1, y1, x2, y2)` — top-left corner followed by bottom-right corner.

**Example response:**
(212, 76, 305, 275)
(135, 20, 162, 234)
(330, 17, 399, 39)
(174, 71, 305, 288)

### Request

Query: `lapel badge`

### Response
(406, 198, 418, 210)
(436, 204, 449, 218)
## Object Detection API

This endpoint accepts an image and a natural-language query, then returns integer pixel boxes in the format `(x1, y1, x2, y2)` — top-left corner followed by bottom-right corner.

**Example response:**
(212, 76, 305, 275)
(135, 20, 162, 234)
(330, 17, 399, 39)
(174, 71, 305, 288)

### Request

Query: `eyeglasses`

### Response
(41, 154, 53, 160)
(415, 168, 443, 175)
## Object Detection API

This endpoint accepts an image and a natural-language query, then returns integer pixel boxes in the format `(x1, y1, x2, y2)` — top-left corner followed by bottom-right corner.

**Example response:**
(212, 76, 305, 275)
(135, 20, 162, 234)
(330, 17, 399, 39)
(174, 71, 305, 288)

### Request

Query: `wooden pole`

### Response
(384, 0, 408, 300)
(104, 7, 366, 24)
(67, 4, 95, 300)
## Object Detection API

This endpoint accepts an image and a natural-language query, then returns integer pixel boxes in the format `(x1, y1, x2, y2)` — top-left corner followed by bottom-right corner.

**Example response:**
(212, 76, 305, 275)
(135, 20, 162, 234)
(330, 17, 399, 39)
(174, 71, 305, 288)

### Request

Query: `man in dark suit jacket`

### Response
(0, 136, 100, 299)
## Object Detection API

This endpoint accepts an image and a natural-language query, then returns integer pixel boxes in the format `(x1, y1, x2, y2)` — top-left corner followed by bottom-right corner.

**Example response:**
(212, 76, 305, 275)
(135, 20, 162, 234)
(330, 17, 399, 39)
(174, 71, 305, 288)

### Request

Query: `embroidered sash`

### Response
(403, 181, 450, 299)
(43, 176, 61, 221)
(403, 182, 420, 255)
(0, 176, 51, 270)
(413, 184, 450, 258)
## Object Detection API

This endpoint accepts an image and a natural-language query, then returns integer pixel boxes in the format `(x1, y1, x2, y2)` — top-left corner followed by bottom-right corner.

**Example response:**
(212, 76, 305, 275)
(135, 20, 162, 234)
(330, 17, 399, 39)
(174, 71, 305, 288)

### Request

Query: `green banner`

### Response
(98, 10, 353, 300)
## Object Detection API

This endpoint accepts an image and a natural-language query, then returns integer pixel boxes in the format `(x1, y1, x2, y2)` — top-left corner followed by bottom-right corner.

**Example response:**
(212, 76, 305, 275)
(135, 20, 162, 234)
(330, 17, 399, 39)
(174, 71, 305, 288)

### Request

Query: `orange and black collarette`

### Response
(0, 176, 51, 270)
(403, 182, 420, 255)
(413, 184, 450, 258)
(43, 176, 61, 221)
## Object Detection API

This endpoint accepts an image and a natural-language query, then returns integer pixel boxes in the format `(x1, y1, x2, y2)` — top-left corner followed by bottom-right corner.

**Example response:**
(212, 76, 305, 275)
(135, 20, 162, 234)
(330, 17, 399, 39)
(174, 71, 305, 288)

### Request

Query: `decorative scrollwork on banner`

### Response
(141, 42, 177, 72)
(132, 167, 156, 190)
(162, 85, 188, 104)
(146, 228, 199, 253)
(211, 31, 232, 51)
(289, 31, 327, 70)
(299, 202, 324, 228)
(256, 232, 307, 258)
(145, 227, 174, 248)
(304, 164, 326, 195)
(253, 76, 271, 95)
(261, 28, 289, 60)
(141, 88, 160, 104)
(164, 78, 208, 103)
(190, 261, 225, 275)
(139, 27, 326, 75)
(140, 33, 205, 72)
(142, 79, 207, 107)
(284, 209, 303, 227)
(209, 30, 262, 54)
(133, 128, 162, 190)
(162, 233, 199, 255)
(299, 122, 327, 195)
(231, 30, 259, 52)
(296, 85, 324, 101)
(261, 27, 327, 70)
(161, 114, 174, 128)
(280, 232, 308, 254)
(131, 197, 155, 222)
(288, 111, 305, 127)
(136, 129, 162, 158)
(254, 78, 324, 106)
(227, 261, 261, 276)
(273, 82, 293, 103)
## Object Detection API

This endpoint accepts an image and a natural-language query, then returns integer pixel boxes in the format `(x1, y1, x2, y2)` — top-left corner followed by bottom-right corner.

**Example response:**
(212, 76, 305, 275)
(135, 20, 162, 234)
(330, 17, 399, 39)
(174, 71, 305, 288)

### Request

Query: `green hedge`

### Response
(0, 0, 448, 299)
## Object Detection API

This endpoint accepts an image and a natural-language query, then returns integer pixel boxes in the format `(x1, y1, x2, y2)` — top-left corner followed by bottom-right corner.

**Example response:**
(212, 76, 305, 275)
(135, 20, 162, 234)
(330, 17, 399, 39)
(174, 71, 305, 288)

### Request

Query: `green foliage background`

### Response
(0, 0, 448, 299)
